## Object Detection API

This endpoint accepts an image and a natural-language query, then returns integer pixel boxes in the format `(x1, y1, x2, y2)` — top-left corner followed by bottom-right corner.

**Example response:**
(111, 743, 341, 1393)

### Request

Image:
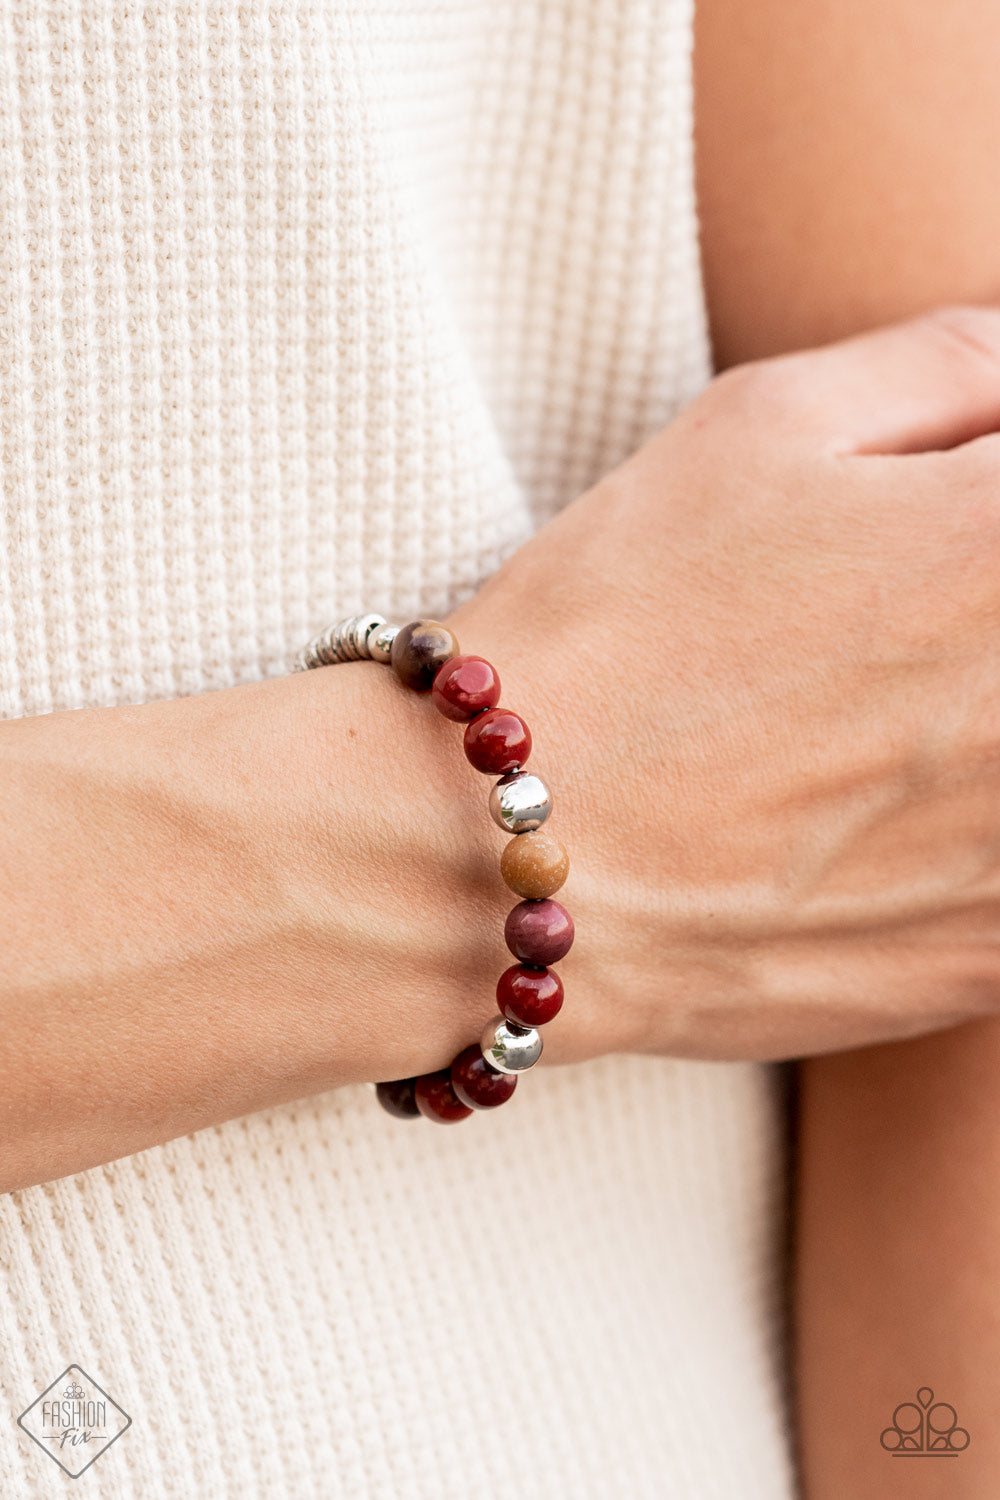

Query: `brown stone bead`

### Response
(500, 829, 569, 899)
(390, 619, 459, 693)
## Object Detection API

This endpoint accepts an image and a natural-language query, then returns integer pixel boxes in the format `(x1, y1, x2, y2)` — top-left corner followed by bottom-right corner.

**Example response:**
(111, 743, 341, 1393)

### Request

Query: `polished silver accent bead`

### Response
(480, 1015, 543, 1074)
(488, 771, 552, 834)
(368, 622, 399, 663)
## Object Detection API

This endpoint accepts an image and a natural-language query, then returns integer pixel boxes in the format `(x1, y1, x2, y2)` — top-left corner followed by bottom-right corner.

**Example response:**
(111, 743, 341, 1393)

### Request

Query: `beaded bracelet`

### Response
(296, 613, 573, 1123)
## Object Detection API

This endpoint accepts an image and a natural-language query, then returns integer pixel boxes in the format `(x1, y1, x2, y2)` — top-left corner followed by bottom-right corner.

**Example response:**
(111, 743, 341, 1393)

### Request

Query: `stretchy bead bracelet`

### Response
(296, 613, 573, 1123)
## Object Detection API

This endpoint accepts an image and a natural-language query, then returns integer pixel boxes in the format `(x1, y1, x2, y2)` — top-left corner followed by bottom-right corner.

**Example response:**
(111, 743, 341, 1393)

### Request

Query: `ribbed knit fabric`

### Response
(0, 3, 794, 1496)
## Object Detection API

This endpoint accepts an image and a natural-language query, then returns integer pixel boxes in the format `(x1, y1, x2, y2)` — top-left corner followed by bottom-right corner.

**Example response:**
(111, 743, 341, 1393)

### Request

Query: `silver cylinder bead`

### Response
(368, 621, 399, 663)
(488, 770, 552, 834)
(480, 1015, 543, 1075)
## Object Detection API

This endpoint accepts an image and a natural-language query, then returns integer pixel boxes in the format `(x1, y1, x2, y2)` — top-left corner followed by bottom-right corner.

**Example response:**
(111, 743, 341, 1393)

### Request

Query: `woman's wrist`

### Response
(298, 615, 576, 1122)
(0, 662, 507, 1189)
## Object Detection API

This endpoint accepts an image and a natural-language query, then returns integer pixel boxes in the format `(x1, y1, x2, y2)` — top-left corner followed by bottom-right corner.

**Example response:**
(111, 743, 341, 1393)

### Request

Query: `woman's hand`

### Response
(450, 306, 1000, 1063)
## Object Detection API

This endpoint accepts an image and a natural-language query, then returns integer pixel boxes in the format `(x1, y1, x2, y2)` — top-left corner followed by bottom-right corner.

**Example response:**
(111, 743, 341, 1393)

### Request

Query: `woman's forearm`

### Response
(796, 1023, 1000, 1496)
(0, 662, 509, 1191)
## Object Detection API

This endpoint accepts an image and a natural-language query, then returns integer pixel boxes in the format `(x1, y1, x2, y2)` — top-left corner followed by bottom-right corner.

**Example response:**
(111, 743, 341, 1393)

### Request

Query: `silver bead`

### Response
(302, 620, 345, 665)
(320, 623, 343, 662)
(297, 613, 396, 670)
(336, 621, 360, 661)
(488, 771, 552, 833)
(336, 616, 362, 660)
(299, 631, 332, 670)
(315, 624, 341, 665)
(350, 612, 386, 658)
(480, 1015, 543, 1074)
(368, 622, 399, 663)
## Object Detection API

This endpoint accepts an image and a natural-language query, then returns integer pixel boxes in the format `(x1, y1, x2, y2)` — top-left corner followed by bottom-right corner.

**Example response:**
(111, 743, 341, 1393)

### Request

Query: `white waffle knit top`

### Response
(0, 4, 793, 1496)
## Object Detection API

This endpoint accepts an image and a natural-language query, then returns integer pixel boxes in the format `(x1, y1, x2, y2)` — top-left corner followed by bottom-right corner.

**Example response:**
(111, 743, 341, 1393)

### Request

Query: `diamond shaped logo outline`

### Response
(17, 1363, 131, 1479)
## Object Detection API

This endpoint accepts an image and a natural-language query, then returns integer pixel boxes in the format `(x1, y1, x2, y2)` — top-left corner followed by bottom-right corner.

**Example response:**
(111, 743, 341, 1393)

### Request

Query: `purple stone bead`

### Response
(504, 898, 574, 966)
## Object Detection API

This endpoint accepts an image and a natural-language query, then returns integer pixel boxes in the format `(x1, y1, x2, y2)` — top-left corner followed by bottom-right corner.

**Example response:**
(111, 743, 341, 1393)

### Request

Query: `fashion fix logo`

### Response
(18, 1364, 131, 1478)
(880, 1385, 970, 1457)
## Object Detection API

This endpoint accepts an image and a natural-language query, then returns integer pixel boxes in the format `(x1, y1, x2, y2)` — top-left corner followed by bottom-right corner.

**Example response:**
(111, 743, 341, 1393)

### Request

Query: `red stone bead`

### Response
(504, 898, 574, 966)
(375, 1077, 422, 1119)
(497, 964, 564, 1028)
(464, 708, 532, 774)
(431, 655, 502, 722)
(450, 1044, 518, 1110)
(414, 1069, 473, 1123)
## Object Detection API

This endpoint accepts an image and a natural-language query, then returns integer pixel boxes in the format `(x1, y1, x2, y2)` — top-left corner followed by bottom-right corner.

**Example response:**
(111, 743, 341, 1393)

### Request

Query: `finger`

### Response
(732, 305, 1000, 456)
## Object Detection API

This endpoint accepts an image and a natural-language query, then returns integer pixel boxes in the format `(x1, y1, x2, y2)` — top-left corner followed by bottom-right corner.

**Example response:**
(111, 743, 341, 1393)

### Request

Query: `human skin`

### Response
(694, 0, 1000, 1493)
(3, 306, 1000, 1197)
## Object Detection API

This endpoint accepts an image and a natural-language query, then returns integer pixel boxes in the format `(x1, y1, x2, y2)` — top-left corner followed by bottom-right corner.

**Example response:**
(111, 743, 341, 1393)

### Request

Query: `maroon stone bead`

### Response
(375, 1077, 422, 1119)
(450, 1044, 518, 1110)
(504, 898, 574, 966)
(463, 707, 532, 774)
(413, 1068, 473, 1123)
(431, 655, 502, 722)
(497, 964, 564, 1028)
(390, 619, 459, 693)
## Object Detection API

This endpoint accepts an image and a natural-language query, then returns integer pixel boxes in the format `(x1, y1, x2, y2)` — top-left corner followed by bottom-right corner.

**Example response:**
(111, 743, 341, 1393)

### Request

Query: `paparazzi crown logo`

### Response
(880, 1385, 970, 1457)
(18, 1364, 131, 1478)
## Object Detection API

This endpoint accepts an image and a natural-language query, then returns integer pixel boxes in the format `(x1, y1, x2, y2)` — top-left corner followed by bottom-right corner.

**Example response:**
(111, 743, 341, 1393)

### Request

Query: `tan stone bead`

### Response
(500, 829, 569, 900)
